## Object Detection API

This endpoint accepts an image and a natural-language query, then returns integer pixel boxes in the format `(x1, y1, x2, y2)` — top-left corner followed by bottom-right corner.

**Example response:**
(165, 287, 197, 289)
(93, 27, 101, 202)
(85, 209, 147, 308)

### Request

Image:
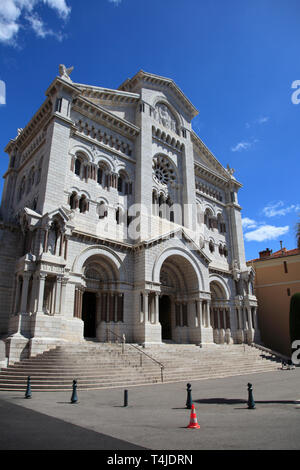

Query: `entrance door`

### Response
(82, 292, 97, 338)
(159, 295, 172, 340)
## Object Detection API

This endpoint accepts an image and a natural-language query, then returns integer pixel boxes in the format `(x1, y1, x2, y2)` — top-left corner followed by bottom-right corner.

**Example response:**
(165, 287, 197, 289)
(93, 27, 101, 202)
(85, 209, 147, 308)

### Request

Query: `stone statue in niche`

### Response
(155, 103, 177, 133)
(48, 224, 58, 255)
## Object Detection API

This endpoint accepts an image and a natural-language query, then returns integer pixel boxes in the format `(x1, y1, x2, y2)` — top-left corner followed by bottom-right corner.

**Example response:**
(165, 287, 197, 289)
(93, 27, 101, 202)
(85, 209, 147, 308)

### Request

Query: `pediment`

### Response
(119, 70, 198, 120)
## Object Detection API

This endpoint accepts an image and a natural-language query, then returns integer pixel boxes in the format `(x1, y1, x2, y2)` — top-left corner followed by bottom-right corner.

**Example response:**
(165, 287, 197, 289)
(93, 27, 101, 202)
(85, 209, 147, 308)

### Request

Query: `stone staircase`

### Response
(0, 342, 281, 392)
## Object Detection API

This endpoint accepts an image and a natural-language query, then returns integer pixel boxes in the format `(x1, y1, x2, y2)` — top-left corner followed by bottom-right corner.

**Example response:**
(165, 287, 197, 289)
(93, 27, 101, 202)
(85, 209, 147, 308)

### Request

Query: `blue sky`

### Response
(0, 0, 299, 261)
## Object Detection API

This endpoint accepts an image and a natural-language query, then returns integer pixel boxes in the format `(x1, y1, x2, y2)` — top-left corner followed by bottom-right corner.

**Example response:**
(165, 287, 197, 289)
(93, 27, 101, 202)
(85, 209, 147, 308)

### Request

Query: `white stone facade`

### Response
(0, 68, 259, 362)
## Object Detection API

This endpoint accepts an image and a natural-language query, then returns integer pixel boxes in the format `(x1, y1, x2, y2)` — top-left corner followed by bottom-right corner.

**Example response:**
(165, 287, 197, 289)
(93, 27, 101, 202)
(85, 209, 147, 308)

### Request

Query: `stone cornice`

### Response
(71, 229, 133, 251)
(4, 98, 52, 155)
(74, 83, 140, 104)
(72, 96, 140, 140)
(45, 76, 82, 99)
(71, 130, 136, 165)
(209, 267, 232, 277)
(118, 70, 199, 119)
(192, 131, 242, 189)
(194, 161, 229, 188)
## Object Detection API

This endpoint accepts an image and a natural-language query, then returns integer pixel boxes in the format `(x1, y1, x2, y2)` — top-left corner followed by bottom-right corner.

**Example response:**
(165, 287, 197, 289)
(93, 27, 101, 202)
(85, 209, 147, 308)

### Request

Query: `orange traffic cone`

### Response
(187, 404, 200, 429)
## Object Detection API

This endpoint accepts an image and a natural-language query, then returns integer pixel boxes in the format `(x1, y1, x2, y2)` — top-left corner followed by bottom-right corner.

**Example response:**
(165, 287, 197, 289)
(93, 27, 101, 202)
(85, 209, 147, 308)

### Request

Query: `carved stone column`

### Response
(19, 272, 31, 314)
(60, 277, 68, 316)
(196, 299, 202, 327)
(36, 273, 47, 313)
(54, 276, 63, 314)
(143, 292, 149, 323)
(155, 292, 159, 324)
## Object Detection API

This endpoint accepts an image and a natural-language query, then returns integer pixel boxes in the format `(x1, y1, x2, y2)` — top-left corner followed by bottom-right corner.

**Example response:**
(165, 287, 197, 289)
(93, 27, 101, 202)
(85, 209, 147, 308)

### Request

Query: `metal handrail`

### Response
(251, 342, 291, 362)
(106, 328, 165, 382)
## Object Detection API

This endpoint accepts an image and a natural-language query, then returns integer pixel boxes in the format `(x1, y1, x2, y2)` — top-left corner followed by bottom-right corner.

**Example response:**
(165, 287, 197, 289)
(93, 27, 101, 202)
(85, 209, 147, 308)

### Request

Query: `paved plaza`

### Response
(0, 368, 299, 451)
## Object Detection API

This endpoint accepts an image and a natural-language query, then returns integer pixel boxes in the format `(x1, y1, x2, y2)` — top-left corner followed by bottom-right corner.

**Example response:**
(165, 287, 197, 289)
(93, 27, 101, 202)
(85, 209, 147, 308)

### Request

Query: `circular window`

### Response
(153, 156, 176, 185)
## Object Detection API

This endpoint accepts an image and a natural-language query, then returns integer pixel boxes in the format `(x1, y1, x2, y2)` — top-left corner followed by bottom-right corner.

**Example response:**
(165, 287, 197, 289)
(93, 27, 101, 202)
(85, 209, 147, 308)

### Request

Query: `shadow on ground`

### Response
(194, 398, 299, 405)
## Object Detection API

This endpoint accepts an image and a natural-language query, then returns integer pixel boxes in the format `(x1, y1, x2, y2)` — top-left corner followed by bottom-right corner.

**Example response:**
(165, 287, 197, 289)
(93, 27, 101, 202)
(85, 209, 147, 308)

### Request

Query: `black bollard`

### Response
(71, 379, 78, 404)
(186, 383, 192, 409)
(25, 376, 32, 399)
(247, 383, 255, 409)
(124, 389, 128, 407)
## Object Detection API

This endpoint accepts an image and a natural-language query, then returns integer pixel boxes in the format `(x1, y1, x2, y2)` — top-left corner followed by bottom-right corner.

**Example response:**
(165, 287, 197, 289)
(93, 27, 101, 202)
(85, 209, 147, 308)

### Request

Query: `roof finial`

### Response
(59, 64, 74, 82)
(226, 164, 235, 176)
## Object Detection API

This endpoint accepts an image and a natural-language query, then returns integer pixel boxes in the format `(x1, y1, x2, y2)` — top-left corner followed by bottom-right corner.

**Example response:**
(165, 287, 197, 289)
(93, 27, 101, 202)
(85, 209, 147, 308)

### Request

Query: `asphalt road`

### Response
(0, 368, 299, 451)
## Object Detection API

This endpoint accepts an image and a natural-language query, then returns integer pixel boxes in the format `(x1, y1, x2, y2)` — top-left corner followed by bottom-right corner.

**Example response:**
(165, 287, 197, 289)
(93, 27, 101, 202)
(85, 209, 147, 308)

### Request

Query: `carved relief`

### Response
(154, 103, 178, 133)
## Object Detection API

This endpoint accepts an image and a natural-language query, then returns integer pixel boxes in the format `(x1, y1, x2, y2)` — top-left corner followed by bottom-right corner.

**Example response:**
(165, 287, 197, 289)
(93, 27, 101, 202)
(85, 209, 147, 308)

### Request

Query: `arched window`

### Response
(79, 195, 88, 213)
(117, 176, 124, 193)
(117, 171, 132, 195)
(204, 209, 211, 228)
(75, 158, 82, 176)
(116, 208, 121, 224)
(98, 201, 108, 219)
(219, 244, 224, 255)
(209, 240, 215, 253)
(97, 167, 103, 185)
(69, 192, 77, 210)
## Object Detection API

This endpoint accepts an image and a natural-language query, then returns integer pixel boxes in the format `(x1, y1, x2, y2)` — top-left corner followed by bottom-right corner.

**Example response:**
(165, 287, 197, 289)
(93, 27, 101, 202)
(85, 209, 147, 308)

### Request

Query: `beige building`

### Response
(247, 246, 300, 356)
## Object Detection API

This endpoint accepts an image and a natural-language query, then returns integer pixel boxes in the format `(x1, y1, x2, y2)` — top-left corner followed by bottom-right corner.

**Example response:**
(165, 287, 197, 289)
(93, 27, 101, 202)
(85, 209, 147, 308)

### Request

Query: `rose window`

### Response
(153, 156, 176, 185)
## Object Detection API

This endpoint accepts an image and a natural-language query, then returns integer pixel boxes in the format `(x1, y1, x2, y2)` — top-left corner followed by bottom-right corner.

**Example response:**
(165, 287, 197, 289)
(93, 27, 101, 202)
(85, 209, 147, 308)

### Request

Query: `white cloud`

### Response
(0, 0, 70, 45)
(25, 12, 63, 40)
(108, 0, 122, 4)
(262, 201, 300, 218)
(245, 116, 269, 128)
(257, 116, 269, 124)
(0, 80, 6, 105)
(242, 217, 257, 229)
(44, 0, 71, 18)
(244, 225, 289, 242)
(231, 141, 252, 152)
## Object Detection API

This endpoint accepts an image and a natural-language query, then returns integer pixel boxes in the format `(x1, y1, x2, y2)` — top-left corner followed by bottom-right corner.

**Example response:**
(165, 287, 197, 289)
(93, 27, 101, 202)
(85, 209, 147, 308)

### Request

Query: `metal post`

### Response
(71, 379, 78, 404)
(247, 383, 255, 409)
(124, 389, 128, 407)
(186, 383, 192, 409)
(25, 376, 32, 399)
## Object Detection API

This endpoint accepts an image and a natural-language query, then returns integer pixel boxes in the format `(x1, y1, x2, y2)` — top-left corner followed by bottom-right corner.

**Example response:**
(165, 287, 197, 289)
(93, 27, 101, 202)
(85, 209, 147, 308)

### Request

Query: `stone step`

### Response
(0, 342, 280, 392)
(0, 366, 278, 392)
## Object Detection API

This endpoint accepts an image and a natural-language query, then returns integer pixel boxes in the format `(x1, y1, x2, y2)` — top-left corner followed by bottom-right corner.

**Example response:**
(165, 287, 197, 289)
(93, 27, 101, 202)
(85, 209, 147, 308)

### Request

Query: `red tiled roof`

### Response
(247, 248, 300, 263)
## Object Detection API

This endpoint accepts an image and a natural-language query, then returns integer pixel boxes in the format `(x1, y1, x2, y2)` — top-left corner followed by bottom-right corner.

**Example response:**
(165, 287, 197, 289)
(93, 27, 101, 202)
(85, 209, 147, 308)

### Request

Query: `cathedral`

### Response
(0, 67, 259, 363)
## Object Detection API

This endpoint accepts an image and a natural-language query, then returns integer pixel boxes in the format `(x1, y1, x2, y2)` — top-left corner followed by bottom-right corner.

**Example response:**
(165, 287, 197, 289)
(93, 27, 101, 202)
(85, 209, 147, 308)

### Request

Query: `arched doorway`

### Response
(82, 291, 97, 338)
(159, 295, 172, 339)
(79, 254, 124, 341)
(158, 253, 200, 342)
(210, 279, 230, 343)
